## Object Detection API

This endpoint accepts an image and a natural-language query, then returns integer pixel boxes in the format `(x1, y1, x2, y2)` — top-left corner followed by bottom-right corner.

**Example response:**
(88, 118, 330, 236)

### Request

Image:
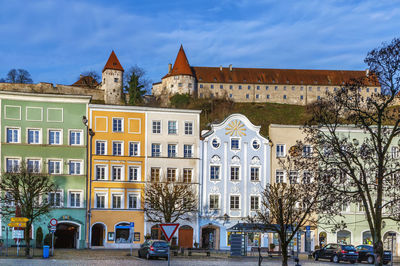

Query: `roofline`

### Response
(0, 91, 92, 101)
(269, 123, 390, 131)
(192, 66, 370, 72)
(89, 103, 202, 114)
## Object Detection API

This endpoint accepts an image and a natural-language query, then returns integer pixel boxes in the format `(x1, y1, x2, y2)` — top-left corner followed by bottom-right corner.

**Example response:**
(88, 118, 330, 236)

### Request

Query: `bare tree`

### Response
(144, 175, 198, 224)
(5, 69, 33, 84)
(249, 148, 326, 266)
(303, 37, 400, 266)
(0, 163, 58, 257)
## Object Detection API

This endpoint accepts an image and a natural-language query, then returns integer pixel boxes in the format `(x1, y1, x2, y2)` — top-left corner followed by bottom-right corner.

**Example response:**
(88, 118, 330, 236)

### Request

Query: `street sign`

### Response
(306, 226, 310, 231)
(49, 218, 58, 226)
(8, 222, 26, 228)
(130, 222, 135, 228)
(11, 217, 29, 223)
(12, 230, 24, 239)
(48, 225, 56, 233)
(159, 223, 179, 242)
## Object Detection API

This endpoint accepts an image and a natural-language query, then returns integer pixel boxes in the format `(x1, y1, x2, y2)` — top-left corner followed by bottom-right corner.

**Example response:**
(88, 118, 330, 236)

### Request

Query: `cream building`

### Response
(153, 46, 380, 106)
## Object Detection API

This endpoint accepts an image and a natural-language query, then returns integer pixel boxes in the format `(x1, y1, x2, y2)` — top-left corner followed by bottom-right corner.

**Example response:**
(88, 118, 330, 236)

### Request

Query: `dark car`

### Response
(313, 243, 358, 263)
(138, 240, 169, 260)
(356, 245, 391, 264)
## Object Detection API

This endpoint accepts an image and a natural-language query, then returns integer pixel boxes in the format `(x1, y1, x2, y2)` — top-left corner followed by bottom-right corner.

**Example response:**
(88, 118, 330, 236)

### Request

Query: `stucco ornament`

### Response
(231, 184, 240, 193)
(231, 156, 241, 164)
(225, 120, 246, 137)
(211, 155, 221, 163)
(251, 156, 261, 165)
(211, 185, 219, 193)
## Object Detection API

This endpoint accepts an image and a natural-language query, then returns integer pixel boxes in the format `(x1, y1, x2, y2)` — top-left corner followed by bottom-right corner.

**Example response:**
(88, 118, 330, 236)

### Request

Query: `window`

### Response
(317, 96, 321, 100)
(128, 194, 139, 209)
(70, 130, 82, 145)
(302, 171, 311, 184)
(229, 94, 233, 98)
(151, 143, 161, 157)
(266, 94, 270, 99)
(283, 95, 287, 99)
(211, 84, 214, 89)
(230, 166, 240, 181)
(114, 78, 119, 83)
(48, 160, 61, 174)
(6, 158, 20, 173)
(112, 194, 122, 209)
(69, 191, 82, 207)
(250, 167, 259, 181)
(302, 145, 312, 157)
(167, 168, 176, 182)
(256, 86, 260, 90)
(152, 121, 161, 134)
(246, 94, 249, 99)
(212, 138, 220, 148)
(358, 203, 365, 212)
(49, 192, 62, 207)
(220, 85, 223, 89)
(168, 144, 177, 158)
(178, 83, 182, 87)
(340, 203, 350, 212)
(128, 166, 140, 181)
(168, 121, 177, 134)
(276, 144, 285, 157)
(239, 85, 242, 90)
(27, 159, 40, 173)
(289, 171, 298, 184)
(96, 141, 106, 155)
(96, 165, 107, 180)
(276, 170, 284, 183)
(210, 166, 220, 180)
(230, 195, 240, 210)
(200, 84, 203, 88)
(28, 129, 40, 144)
(230, 85, 233, 89)
(6, 128, 19, 143)
(49, 130, 61, 145)
(112, 141, 123, 156)
(96, 194, 106, 208)
(184, 122, 193, 135)
(129, 142, 140, 156)
(250, 196, 259, 210)
(209, 194, 219, 209)
(69, 160, 82, 175)
(266, 86, 269, 90)
(392, 146, 399, 159)
(183, 168, 192, 183)
(247, 85, 250, 90)
(252, 139, 260, 150)
(184, 144, 193, 158)
(151, 167, 160, 182)
(256, 94, 259, 99)
(231, 138, 240, 150)
(366, 88, 369, 92)
(112, 166, 123, 181)
(112, 118, 123, 132)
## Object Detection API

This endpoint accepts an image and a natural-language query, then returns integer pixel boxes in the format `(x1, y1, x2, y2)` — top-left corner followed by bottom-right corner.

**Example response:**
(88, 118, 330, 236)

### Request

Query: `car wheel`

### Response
(367, 256, 375, 264)
(314, 254, 319, 261)
(146, 252, 151, 260)
(333, 254, 339, 263)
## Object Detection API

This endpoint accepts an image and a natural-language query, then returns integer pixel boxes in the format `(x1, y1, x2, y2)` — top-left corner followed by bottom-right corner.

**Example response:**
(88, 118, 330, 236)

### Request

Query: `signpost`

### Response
(49, 218, 57, 256)
(129, 222, 134, 256)
(160, 224, 179, 266)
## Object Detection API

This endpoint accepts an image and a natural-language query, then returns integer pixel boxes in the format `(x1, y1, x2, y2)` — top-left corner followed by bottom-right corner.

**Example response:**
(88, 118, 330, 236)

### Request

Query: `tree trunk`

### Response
(281, 243, 289, 266)
(24, 223, 31, 257)
(374, 239, 384, 266)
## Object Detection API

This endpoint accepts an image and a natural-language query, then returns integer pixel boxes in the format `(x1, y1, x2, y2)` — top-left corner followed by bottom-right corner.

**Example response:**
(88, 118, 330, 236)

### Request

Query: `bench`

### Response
(250, 247, 269, 256)
(187, 248, 211, 256)
(268, 250, 282, 257)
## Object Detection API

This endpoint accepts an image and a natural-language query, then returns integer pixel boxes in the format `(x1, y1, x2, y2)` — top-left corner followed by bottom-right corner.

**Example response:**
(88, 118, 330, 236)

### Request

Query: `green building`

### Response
(0, 91, 91, 249)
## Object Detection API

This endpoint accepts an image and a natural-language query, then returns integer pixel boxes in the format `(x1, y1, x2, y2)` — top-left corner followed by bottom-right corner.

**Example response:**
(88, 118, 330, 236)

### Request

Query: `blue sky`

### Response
(0, 0, 399, 86)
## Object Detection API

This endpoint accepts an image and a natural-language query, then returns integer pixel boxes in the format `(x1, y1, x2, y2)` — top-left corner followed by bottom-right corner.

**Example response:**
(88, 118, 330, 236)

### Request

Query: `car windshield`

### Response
(343, 245, 356, 251)
(153, 241, 168, 248)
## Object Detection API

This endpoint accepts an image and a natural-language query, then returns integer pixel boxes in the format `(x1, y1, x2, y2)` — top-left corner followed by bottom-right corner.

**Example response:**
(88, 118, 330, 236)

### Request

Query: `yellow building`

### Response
(88, 104, 146, 248)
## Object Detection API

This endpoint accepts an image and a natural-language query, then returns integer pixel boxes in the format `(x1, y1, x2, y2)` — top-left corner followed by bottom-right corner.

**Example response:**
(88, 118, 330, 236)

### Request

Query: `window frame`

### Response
(129, 142, 140, 157)
(230, 166, 240, 181)
(95, 192, 107, 208)
(209, 194, 220, 210)
(68, 190, 83, 208)
(276, 144, 286, 157)
(69, 160, 83, 175)
(250, 195, 260, 211)
(5, 157, 21, 173)
(69, 129, 83, 146)
(230, 195, 240, 210)
(183, 168, 192, 183)
(111, 193, 124, 209)
(184, 121, 193, 135)
(26, 158, 41, 173)
(49, 190, 63, 208)
(183, 144, 193, 158)
(250, 166, 260, 182)
(151, 143, 161, 157)
(167, 144, 177, 158)
(6, 127, 20, 143)
(48, 129, 63, 145)
(275, 170, 285, 183)
(128, 192, 140, 209)
(210, 165, 221, 181)
(95, 140, 107, 155)
(128, 165, 141, 181)
(112, 141, 124, 156)
(152, 120, 161, 134)
(27, 128, 41, 144)
(112, 118, 124, 133)
(168, 120, 178, 135)
(230, 138, 240, 151)
(95, 164, 108, 180)
(48, 159, 63, 175)
(111, 165, 124, 181)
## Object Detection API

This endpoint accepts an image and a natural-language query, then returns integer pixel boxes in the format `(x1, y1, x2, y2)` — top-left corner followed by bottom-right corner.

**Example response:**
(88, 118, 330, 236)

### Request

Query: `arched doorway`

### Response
(383, 231, 398, 256)
(337, 230, 351, 244)
(55, 223, 78, 248)
(319, 232, 327, 247)
(179, 225, 193, 248)
(91, 223, 105, 246)
(362, 231, 372, 245)
(201, 225, 220, 249)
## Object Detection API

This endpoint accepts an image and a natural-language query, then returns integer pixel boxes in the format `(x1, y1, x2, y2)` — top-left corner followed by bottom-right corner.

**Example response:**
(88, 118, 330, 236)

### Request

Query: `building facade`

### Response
(199, 114, 270, 250)
(152, 46, 380, 105)
(0, 91, 90, 249)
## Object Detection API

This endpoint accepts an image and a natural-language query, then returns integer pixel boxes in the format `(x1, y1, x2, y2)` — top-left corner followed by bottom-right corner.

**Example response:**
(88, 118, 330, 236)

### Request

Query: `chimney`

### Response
(366, 69, 370, 77)
(168, 63, 172, 73)
(220, 65, 223, 71)
(229, 64, 232, 71)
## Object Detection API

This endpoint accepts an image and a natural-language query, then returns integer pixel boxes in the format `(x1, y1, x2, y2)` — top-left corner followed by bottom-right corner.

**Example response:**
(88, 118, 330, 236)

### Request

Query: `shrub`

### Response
(170, 94, 191, 108)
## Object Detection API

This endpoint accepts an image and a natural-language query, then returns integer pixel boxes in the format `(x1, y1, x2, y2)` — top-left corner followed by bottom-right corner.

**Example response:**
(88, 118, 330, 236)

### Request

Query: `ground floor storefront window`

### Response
(115, 223, 130, 243)
(337, 230, 351, 244)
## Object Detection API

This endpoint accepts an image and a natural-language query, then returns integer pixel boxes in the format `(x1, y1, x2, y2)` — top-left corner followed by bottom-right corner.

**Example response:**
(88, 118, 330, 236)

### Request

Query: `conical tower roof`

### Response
(164, 45, 193, 78)
(103, 50, 124, 72)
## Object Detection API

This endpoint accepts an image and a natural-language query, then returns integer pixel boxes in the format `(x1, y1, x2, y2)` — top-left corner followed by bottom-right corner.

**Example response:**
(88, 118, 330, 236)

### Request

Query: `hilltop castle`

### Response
(152, 45, 380, 105)
(0, 51, 125, 105)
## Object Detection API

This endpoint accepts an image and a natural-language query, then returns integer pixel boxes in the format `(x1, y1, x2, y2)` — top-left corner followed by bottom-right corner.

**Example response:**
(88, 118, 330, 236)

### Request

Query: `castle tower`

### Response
(159, 45, 196, 96)
(101, 51, 124, 104)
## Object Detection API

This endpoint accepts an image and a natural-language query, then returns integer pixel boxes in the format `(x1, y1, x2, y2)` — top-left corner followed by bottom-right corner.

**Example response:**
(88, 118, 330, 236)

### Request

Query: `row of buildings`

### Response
(0, 48, 397, 255)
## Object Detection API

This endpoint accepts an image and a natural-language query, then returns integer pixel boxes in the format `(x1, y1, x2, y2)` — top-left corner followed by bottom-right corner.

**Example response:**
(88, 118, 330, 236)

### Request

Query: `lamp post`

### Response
(83, 116, 95, 249)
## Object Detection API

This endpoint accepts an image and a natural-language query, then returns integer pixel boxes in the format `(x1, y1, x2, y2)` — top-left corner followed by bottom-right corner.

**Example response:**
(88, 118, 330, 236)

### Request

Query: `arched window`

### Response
(115, 223, 130, 243)
(337, 230, 351, 244)
(362, 231, 372, 245)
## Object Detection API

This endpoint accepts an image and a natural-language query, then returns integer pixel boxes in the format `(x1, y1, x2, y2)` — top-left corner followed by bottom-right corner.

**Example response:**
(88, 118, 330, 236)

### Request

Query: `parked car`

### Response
(138, 240, 169, 260)
(313, 243, 358, 263)
(356, 245, 391, 264)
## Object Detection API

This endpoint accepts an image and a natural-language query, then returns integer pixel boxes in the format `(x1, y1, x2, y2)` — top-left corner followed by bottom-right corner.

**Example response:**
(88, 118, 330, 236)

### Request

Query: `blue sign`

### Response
(130, 222, 135, 228)
(306, 226, 311, 231)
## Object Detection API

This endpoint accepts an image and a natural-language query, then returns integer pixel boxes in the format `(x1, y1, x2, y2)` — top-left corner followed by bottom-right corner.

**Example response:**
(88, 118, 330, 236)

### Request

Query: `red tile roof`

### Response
(103, 51, 124, 72)
(72, 75, 99, 87)
(163, 45, 193, 78)
(191, 67, 378, 86)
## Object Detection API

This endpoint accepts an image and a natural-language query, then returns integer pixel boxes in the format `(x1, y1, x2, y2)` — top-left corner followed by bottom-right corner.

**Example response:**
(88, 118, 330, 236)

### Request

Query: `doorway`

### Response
(178, 225, 194, 248)
(91, 223, 105, 246)
(201, 225, 220, 249)
(55, 223, 78, 248)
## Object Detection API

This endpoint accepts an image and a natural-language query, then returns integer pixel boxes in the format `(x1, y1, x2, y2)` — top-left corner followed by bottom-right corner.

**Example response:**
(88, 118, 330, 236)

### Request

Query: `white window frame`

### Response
(49, 190, 63, 208)
(48, 159, 63, 175)
(95, 140, 107, 155)
(69, 129, 84, 146)
(183, 144, 193, 158)
(26, 128, 41, 144)
(68, 190, 83, 208)
(111, 193, 124, 209)
(129, 142, 140, 156)
(209, 194, 220, 210)
(184, 121, 193, 135)
(127, 192, 140, 209)
(26, 158, 41, 173)
(6, 127, 21, 143)
(48, 129, 63, 145)
(275, 170, 285, 183)
(168, 144, 177, 158)
(276, 144, 286, 157)
(183, 168, 193, 183)
(69, 160, 83, 175)
(151, 143, 161, 157)
(230, 166, 240, 181)
(111, 165, 124, 181)
(167, 168, 177, 182)
(392, 146, 400, 159)
(128, 165, 141, 181)
(250, 166, 260, 182)
(95, 192, 108, 208)
(250, 195, 260, 211)
(210, 165, 221, 181)
(168, 120, 178, 135)
(302, 145, 312, 157)
(230, 194, 240, 210)
(112, 141, 124, 156)
(230, 138, 240, 151)
(95, 165, 108, 180)
(112, 117, 124, 133)
(152, 120, 161, 134)
(5, 157, 21, 173)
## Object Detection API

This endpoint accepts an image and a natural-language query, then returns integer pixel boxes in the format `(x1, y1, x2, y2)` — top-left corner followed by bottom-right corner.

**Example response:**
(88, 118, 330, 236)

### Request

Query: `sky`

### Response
(0, 0, 399, 87)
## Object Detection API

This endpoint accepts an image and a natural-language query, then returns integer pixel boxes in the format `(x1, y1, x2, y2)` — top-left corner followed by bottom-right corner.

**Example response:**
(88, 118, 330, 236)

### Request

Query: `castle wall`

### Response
(102, 69, 123, 104)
